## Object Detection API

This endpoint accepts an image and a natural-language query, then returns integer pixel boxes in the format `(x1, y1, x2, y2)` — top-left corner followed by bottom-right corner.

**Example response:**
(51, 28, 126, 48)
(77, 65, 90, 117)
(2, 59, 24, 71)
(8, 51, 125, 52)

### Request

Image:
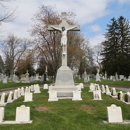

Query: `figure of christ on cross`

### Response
(48, 12, 80, 66)
(49, 25, 77, 55)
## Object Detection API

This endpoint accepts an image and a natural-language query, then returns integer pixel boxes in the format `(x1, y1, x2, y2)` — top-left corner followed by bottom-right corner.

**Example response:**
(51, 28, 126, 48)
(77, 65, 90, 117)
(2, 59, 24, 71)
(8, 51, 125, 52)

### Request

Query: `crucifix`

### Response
(48, 12, 80, 66)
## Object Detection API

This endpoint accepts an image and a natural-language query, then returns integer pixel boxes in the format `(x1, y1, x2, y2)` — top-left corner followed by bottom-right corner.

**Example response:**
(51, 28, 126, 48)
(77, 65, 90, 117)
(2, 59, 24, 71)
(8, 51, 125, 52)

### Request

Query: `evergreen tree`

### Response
(102, 16, 130, 77)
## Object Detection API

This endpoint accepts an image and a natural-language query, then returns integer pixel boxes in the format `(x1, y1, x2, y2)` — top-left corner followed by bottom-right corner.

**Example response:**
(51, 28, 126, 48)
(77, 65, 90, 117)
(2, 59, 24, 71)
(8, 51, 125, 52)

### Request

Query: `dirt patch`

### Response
(35, 106, 51, 112)
(80, 105, 95, 110)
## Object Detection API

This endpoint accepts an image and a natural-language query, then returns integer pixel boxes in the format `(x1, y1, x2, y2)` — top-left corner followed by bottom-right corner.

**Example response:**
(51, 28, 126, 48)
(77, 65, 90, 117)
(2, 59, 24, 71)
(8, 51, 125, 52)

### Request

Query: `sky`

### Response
(0, 0, 130, 47)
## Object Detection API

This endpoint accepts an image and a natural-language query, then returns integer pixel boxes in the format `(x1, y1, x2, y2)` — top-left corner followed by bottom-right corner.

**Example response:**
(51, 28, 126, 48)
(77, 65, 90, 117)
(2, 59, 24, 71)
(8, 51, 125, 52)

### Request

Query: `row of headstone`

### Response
(110, 87, 130, 104)
(89, 83, 111, 95)
(92, 84, 130, 105)
(89, 83, 116, 100)
(0, 84, 41, 106)
(0, 105, 32, 124)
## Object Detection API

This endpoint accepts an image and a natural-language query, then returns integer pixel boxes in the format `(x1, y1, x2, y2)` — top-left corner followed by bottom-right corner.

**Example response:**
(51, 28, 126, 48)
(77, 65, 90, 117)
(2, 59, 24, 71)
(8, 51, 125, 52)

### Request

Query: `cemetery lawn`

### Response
(0, 81, 42, 90)
(1, 87, 130, 130)
(75, 79, 130, 87)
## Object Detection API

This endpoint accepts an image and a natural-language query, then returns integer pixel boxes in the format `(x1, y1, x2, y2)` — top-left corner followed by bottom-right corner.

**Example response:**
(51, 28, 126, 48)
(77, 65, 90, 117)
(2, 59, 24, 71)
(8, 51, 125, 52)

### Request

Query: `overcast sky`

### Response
(0, 0, 130, 47)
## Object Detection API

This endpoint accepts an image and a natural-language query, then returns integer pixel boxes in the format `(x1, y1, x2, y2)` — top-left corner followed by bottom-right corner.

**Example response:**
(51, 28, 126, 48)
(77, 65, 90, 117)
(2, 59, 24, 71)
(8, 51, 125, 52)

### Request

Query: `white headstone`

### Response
(24, 93, 33, 102)
(84, 71, 88, 82)
(93, 90, 102, 100)
(95, 84, 101, 91)
(17, 88, 21, 98)
(21, 87, 25, 96)
(13, 90, 18, 100)
(119, 75, 124, 80)
(117, 91, 124, 101)
(16, 105, 31, 122)
(44, 84, 48, 89)
(105, 85, 111, 95)
(7, 91, 14, 103)
(89, 83, 95, 92)
(25, 86, 29, 93)
(30, 85, 34, 91)
(34, 84, 41, 93)
(107, 104, 123, 123)
(48, 88, 58, 102)
(111, 88, 117, 98)
(101, 85, 105, 93)
(0, 93, 7, 106)
(96, 69, 101, 82)
(72, 89, 82, 101)
(25, 70, 30, 83)
(3, 77, 7, 84)
(0, 107, 4, 123)
(35, 74, 39, 80)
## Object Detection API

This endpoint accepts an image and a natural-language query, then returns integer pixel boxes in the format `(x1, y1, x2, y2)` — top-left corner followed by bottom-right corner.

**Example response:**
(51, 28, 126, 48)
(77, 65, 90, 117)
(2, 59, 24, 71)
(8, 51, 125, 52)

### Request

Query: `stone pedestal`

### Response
(48, 66, 82, 101)
(55, 66, 76, 97)
(55, 66, 74, 86)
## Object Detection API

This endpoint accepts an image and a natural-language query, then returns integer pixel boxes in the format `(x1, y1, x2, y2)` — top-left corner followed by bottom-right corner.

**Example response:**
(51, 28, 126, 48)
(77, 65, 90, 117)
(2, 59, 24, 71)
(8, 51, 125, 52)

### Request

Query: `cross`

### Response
(48, 12, 80, 66)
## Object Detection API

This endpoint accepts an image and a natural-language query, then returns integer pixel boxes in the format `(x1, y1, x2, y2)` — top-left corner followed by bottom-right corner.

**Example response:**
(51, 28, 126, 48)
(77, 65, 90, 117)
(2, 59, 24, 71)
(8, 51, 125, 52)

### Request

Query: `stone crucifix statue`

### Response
(48, 12, 80, 66)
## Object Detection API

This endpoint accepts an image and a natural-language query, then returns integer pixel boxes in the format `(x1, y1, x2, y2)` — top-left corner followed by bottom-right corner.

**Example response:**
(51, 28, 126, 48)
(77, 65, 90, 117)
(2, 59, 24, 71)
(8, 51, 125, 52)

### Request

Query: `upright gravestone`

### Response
(25, 70, 30, 83)
(96, 69, 101, 82)
(101, 85, 105, 93)
(15, 105, 32, 123)
(117, 91, 124, 101)
(107, 104, 123, 123)
(89, 83, 95, 92)
(119, 75, 124, 81)
(115, 72, 118, 80)
(104, 71, 107, 79)
(7, 91, 14, 103)
(84, 70, 88, 82)
(124, 92, 130, 104)
(0, 93, 7, 106)
(13, 90, 18, 100)
(111, 88, 117, 98)
(13, 73, 19, 83)
(35, 74, 39, 81)
(44, 84, 48, 89)
(21, 87, 25, 96)
(3, 76, 7, 84)
(105, 85, 111, 95)
(48, 12, 81, 100)
(24, 93, 33, 102)
(0, 107, 4, 123)
(34, 84, 41, 93)
(93, 90, 102, 100)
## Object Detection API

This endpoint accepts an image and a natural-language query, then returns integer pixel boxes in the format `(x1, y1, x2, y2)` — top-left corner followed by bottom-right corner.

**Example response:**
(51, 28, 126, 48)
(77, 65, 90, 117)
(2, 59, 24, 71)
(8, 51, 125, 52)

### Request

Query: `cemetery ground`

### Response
(0, 80, 130, 129)
(0, 80, 130, 130)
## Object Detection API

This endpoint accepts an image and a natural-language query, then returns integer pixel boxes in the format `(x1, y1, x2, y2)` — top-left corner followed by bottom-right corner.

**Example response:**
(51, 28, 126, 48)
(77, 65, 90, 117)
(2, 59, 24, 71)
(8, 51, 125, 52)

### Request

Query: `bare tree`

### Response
(0, 0, 16, 24)
(2, 34, 28, 78)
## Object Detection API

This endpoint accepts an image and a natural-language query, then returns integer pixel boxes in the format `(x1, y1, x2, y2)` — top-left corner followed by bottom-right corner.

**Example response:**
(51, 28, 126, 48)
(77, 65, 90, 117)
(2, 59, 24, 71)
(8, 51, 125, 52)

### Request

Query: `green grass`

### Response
(0, 87, 130, 130)
(1, 78, 130, 91)
(0, 80, 54, 90)
(74, 78, 130, 87)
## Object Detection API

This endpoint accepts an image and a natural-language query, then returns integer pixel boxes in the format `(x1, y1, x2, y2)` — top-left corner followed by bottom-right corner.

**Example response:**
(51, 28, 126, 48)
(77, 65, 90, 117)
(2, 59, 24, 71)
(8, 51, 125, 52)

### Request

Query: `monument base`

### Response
(55, 66, 75, 86)
(48, 66, 82, 101)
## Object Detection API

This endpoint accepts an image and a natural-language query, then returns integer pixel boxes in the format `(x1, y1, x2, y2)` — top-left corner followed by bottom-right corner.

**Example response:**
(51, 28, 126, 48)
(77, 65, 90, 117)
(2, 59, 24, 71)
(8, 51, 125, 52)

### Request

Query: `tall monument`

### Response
(48, 12, 79, 86)
(48, 12, 82, 100)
